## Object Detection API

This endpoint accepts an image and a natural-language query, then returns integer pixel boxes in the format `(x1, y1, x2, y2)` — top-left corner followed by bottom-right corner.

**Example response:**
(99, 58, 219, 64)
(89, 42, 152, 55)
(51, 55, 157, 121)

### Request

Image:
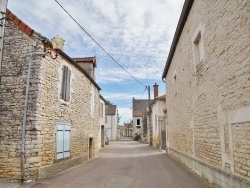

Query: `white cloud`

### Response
(8, 0, 184, 84)
(8, 0, 183, 121)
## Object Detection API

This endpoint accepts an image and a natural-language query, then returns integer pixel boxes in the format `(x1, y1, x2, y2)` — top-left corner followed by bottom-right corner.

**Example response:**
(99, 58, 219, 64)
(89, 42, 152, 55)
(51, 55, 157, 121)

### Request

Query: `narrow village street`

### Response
(2, 137, 212, 188)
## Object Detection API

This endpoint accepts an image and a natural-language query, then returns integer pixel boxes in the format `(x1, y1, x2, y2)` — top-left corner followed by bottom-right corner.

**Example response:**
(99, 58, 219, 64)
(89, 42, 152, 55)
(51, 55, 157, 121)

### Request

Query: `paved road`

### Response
(1, 138, 212, 188)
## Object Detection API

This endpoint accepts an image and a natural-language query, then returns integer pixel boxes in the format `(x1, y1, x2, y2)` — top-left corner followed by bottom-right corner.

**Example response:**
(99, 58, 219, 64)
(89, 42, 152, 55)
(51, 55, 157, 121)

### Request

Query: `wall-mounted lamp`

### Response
(44, 35, 65, 59)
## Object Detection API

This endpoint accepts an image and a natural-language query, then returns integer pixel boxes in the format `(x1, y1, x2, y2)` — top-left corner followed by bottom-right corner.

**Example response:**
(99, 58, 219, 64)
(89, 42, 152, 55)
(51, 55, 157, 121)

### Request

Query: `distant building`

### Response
(148, 84, 166, 149)
(105, 105, 118, 141)
(99, 95, 107, 149)
(162, 0, 250, 187)
(132, 97, 152, 142)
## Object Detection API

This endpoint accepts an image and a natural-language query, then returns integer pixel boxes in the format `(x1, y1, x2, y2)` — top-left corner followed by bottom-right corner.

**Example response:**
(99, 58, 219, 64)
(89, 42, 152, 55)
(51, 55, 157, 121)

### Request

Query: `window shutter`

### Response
(66, 68, 71, 101)
(61, 66, 67, 100)
(57, 124, 64, 159)
(64, 125, 70, 158)
(56, 124, 70, 159)
(61, 66, 71, 101)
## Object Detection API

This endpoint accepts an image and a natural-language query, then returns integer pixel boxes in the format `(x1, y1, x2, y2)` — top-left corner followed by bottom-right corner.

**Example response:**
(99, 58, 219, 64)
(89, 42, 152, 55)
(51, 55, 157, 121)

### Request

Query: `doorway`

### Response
(101, 125, 105, 147)
(89, 138, 93, 159)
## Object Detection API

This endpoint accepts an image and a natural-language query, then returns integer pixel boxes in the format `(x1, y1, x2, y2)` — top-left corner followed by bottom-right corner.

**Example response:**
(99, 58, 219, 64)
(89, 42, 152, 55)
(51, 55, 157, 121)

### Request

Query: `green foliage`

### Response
(133, 133, 141, 141)
(106, 100, 113, 106)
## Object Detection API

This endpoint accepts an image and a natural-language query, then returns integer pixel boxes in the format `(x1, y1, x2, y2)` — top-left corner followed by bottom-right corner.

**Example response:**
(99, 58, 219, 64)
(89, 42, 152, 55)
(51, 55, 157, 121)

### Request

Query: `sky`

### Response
(7, 0, 185, 124)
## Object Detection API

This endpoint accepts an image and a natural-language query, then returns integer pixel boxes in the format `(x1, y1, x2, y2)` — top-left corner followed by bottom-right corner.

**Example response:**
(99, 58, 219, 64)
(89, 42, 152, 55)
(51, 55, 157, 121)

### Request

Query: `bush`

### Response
(133, 133, 141, 141)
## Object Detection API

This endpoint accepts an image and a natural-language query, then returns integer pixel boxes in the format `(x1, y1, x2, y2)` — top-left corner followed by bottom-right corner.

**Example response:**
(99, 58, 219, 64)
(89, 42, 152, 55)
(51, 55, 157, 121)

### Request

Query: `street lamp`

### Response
(21, 35, 64, 182)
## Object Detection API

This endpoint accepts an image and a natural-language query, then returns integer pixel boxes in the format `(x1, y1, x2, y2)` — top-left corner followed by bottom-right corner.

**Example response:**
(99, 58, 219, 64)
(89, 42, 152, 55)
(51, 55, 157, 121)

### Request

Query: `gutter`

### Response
(162, 0, 194, 79)
(21, 51, 47, 182)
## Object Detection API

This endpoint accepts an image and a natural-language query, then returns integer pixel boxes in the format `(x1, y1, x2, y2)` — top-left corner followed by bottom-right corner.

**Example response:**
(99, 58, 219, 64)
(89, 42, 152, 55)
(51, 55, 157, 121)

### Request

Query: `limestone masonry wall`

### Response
(0, 18, 100, 181)
(164, 0, 250, 187)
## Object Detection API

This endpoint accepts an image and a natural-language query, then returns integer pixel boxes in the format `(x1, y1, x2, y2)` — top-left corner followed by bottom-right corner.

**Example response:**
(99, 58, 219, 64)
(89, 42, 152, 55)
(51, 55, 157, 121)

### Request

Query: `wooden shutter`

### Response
(56, 124, 70, 159)
(65, 68, 71, 101)
(61, 66, 70, 101)
(57, 124, 64, 159)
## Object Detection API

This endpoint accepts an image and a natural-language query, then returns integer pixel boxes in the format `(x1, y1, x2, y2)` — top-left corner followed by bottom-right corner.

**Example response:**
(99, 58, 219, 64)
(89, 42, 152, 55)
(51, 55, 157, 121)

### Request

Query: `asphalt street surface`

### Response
(1, 137, 212, 188)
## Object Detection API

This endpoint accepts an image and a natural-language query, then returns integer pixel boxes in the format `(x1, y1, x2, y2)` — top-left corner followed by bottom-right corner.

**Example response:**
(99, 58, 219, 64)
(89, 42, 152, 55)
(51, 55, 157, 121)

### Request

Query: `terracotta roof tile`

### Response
(133, 111, 143, 117)
(6, 9, 34, 36)
(105, 105, 117, 115)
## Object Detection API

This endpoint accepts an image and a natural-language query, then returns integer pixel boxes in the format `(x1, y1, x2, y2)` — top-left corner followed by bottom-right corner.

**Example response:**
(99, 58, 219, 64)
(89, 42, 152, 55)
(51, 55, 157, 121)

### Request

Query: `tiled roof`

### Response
(133, 111, 143, 117)
(73, 57, 97, 67)
(105, 105, 117, 115)
(6, 9, 34, 36)
(132, 98, 153, 112)
(124, 123, 131, 128)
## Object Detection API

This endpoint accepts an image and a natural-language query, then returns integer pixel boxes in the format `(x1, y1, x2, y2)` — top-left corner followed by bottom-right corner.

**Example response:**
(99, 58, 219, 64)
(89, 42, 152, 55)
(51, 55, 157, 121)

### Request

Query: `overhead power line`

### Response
(54, 0, 147, 88)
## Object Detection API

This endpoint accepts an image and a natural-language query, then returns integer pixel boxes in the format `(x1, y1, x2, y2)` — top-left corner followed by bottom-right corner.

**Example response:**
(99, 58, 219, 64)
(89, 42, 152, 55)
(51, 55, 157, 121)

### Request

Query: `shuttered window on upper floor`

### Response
(61, 66, 71, 101)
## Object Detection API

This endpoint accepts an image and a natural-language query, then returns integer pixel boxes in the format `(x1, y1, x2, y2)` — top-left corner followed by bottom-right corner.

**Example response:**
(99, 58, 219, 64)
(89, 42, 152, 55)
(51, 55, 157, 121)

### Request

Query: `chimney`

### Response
(153, 83, 159, 99)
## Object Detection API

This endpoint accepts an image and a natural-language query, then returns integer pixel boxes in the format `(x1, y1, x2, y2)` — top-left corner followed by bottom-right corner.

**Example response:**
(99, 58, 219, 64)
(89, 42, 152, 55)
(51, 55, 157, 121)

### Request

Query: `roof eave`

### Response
(162, 0, 194, 79)
(59, 50, 101, 90)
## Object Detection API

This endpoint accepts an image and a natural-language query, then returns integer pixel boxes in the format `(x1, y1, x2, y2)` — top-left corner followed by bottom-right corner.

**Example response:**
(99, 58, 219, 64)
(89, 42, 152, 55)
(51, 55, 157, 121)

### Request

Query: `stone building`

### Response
(148, 84, 166, 150)
(0, 9, 102, 181)
(132, 98, 152, 141)
(105, 105, 118, 141)
(98, 95, 107, 149)
(162, 0, 250, 187)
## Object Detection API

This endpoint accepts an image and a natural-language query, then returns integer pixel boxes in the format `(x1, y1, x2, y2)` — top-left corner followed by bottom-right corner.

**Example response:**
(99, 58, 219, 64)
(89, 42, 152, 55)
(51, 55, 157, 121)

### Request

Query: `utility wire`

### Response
(54, 0, 147, 88)
(140, 87, 147, 99)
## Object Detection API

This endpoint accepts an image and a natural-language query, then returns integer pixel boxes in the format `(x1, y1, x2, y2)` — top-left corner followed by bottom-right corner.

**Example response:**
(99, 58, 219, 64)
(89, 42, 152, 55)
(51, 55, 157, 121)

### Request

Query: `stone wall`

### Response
(0, 19, 40, 180)
(164, 0, 250, 187)
(0, 18, 101, 181)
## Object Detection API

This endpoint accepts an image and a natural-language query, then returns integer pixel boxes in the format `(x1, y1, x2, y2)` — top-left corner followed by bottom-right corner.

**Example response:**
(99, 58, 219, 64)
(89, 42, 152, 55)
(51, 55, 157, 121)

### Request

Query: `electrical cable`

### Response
(54, 0, 147, 88)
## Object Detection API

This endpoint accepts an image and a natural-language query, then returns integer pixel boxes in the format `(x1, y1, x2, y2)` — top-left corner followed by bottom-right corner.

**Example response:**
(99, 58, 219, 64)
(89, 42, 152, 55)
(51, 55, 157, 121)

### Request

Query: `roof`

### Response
(6, 9, 101, 91)
(6, 9, 34, 36)
(133, 98, 152, 111)
(124, 123, 131, 128)
(150, 94, 166, 108)
(105, 105, 117, 115)
(73, 57, 97, 67)
(133, 111, 143, 117)
(162, 0, 194, 79)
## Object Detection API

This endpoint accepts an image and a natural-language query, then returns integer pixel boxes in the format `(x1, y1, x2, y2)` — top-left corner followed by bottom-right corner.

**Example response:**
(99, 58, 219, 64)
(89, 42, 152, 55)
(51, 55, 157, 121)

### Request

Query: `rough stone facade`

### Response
(0, 11, 101, 181)
(162, 0, 250, 187)
(132, 98, 152, 141)
(150, 95, 166, 149)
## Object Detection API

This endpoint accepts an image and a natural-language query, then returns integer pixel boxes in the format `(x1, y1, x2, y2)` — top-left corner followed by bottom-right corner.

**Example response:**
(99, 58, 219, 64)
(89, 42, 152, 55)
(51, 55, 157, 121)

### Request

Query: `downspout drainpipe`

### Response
(21, 51, 47, 182)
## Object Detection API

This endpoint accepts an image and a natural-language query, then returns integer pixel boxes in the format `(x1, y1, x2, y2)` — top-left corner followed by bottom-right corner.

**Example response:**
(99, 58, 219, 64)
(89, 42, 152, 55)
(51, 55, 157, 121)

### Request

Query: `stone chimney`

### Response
(153, 83, 159, 99)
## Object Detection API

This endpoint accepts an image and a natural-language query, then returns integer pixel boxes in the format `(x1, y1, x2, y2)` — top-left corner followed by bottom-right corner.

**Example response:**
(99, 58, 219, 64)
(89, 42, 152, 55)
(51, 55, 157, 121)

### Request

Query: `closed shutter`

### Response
(56, 124, 70, 159)
(61, 66, 71, 101)
(65, 68, 71, 101)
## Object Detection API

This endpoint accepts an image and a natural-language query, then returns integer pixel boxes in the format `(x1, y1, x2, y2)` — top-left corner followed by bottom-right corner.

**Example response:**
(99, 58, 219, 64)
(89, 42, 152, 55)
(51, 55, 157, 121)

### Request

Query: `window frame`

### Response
(192, 22, 205, 72)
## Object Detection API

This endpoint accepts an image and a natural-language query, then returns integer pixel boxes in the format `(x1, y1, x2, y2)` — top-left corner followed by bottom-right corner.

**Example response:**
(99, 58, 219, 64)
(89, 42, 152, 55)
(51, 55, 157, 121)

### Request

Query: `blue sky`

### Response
(7, 0, 184, 124)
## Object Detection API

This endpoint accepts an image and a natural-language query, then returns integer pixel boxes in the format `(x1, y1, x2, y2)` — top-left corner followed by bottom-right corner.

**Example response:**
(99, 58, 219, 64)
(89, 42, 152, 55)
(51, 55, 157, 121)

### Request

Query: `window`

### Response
(90, 89, 95, 116)
(192, 23, 205, 72)
(137, 119, 140, 125)
(173, 71, 178, 96)
(61, 66, 71, 101)
(56, 124, 70, 159)
(100, 102, 103, 118)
